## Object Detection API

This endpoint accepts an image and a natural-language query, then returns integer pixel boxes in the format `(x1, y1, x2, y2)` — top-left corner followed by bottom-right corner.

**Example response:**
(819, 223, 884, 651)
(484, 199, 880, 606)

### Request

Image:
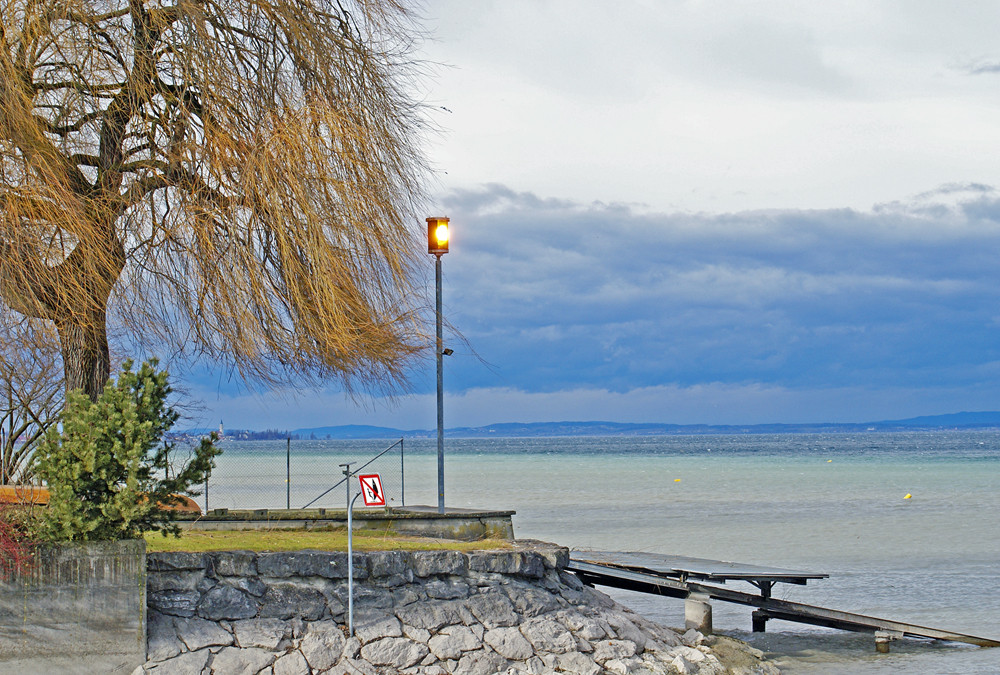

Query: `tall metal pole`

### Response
(436, 253, 445, 514)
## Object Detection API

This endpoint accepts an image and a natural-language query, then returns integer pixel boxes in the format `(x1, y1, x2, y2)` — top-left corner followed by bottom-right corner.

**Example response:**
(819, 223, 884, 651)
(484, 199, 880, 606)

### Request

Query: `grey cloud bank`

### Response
(442, 184, 1000, 393)
(189, 183, 1000, 430)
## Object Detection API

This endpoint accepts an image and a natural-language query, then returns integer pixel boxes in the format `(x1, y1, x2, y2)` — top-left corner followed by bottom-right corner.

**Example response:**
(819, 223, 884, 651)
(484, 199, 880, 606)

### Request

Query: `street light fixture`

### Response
(427, 216, 450, 514)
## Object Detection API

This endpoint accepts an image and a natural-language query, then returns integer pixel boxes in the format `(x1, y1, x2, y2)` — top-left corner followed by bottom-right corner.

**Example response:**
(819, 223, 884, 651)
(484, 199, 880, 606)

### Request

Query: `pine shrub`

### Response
(33, 360, 220, 541)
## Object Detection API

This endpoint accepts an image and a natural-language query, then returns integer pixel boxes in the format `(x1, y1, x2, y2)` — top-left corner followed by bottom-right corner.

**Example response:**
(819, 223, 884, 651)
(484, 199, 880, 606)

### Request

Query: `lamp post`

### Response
(427, 216, 450, 514)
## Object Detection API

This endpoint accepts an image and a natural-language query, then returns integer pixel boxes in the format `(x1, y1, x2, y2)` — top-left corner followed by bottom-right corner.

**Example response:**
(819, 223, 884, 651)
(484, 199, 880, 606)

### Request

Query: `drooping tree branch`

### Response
(1, 0, 432, 399)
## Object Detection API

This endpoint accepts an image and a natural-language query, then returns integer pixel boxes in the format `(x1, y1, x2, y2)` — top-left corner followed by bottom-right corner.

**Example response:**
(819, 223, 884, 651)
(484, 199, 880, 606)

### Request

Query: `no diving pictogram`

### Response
(358, 474, 386, 507)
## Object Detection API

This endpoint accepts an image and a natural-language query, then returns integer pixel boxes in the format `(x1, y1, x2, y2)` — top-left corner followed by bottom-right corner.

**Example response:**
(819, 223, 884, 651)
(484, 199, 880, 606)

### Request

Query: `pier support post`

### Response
(685, 593, 713, 634)
(875, 630, 903, 653)
(751, 610, 770, 633)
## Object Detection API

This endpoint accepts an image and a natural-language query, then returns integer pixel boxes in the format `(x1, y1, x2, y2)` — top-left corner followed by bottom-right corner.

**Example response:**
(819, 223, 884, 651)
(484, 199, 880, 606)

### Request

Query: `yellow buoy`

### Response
(827, 459, 832, 463)
(904, 493, 912, 500)
(674, 478, 682, 483)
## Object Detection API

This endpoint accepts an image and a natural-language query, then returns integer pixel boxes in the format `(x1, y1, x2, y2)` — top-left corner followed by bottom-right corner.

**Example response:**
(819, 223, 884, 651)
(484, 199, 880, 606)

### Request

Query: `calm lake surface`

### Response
(205, 431, 1000, 674)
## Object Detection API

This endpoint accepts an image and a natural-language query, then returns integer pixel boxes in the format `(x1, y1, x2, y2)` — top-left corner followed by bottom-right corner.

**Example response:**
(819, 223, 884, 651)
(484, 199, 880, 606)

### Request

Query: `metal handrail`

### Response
(301, 438, 403, 509)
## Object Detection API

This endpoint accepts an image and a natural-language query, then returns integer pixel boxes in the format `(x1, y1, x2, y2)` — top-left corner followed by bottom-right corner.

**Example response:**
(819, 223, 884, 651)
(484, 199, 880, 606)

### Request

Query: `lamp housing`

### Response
(427, 216, 450, 254)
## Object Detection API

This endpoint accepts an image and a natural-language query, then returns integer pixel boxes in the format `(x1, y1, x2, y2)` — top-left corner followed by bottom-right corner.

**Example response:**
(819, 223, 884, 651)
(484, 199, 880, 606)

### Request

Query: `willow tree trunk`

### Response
(56, 313, 112, 402)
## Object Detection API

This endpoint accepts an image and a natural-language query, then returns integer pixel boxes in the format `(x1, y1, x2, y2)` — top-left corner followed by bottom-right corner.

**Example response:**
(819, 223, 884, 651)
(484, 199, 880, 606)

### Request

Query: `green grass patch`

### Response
(144, 527, 513, 553)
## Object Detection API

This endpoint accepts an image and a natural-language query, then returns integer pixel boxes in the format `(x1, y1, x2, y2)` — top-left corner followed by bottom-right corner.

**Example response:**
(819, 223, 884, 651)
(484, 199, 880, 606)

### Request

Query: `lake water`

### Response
(203, 431, 1000, 674)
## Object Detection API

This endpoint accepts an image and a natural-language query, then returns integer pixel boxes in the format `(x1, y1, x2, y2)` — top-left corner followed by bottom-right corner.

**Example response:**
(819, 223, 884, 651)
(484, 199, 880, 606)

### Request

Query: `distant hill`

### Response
(276, 411, 1000, 439)
(887, 411, 1000, 427)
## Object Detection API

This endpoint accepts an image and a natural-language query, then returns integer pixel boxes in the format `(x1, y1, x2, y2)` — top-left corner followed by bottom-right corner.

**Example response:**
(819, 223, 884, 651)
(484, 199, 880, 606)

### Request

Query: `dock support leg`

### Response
(875, 630, 903, 653)
(752, 610, 769, 633)
(685, 593, 712, 635)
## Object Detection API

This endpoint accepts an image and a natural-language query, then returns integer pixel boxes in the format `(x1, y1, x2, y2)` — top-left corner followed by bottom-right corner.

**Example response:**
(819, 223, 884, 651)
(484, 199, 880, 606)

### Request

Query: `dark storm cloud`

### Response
(438, 184, 1000, 395)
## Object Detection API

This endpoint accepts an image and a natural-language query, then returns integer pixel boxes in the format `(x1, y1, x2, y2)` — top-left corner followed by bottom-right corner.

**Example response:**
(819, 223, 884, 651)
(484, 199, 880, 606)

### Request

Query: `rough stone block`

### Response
(232, 617, 291, 650)
(147, 570, 205, 593)
(602, 612, 648, 652)
(257, 550, 365, 579)
(331, 656, 378, 675)
(208, 646, 276, 673)
(455, 649, 508, 675)
(231, 575, 267, 598)
(484, 627, 534, 660)
(467, 551, 522, 575)
(410, 551, 468, 578)
(207, 551, 258, 578)
(424, 578, 470, 600)
(393, 587, 422, 607)
(592, 639, 638, 664)
(147, 647, 211, 674)
(299, 622, 347, 671)
(518, 553, 546, 579)
(173, 615, 234, 650)
(146, 616, 183, 662)
(360, 637, 429, 669)
(259, 582, 327, 620)
(516, 541, 570, 570)
(519, 616, 577, 654)
(148, 552, 206, 572)
(427, 624, 481, 660)
(197, 584, 259, 621)
(368, 551, 410, 579)
(402, 624, 431, 643)
(353, 585, 395, 609)
(465, 591, 520, 628)
(395, 600, 468, 631)
(273, 649, 311, 675)
(149, 590, 201, 618)
(354, 610, 403, 644)
(559, 571, 585, 591)
(557, 651, 601, 675)
(504, 583, 560, 617)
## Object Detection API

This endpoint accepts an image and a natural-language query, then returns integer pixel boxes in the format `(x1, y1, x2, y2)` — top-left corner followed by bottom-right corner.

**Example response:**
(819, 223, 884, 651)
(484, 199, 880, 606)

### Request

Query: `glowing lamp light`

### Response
(427, 216, 450, 254)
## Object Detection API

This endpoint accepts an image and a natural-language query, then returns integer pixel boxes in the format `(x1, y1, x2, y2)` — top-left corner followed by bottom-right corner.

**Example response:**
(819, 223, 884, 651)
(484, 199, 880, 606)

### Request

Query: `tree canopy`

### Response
(0, 0, 431, 400)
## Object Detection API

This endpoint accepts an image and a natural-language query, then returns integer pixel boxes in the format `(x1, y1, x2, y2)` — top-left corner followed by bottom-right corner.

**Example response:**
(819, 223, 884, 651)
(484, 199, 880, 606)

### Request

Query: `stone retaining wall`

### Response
(139, 542, 777, 674)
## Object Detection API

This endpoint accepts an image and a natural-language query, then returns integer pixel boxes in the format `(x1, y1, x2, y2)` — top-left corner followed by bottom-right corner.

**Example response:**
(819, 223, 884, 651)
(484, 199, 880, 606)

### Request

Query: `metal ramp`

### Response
(568, 551, 1000, 651)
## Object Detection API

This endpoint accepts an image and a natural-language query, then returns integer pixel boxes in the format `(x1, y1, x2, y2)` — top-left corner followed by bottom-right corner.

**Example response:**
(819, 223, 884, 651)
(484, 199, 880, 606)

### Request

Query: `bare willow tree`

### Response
(0, 0, 430, 401)
(0, 313, 63, 482)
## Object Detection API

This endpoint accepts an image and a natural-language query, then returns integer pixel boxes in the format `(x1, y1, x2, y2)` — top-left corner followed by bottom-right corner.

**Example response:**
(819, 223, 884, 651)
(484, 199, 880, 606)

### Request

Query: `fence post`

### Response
(286, 436, 291, 510)
(164, 441, 170, 481)
(400, 438, 405, 507)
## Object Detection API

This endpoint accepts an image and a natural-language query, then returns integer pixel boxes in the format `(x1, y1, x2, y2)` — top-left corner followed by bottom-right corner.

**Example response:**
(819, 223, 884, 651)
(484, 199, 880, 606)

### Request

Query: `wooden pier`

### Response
(568, 551, 1000, 652)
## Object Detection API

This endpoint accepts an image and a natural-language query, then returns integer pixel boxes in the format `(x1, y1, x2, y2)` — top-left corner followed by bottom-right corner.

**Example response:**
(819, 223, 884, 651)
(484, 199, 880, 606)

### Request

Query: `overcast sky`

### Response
(184, 0, 1000, 431)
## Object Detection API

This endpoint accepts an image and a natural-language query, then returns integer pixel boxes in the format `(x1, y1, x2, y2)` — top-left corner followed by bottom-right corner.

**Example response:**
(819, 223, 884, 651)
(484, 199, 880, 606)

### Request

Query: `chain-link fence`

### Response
(167, 438, 407, 512)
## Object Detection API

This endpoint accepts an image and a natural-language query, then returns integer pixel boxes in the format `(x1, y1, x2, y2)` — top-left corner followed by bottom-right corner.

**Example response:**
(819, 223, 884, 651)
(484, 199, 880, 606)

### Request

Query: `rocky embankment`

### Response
(137, 541, 777, 674)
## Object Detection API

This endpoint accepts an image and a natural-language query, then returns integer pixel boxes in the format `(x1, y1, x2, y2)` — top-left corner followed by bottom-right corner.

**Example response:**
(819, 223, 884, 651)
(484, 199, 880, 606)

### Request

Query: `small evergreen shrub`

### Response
(33, 359, 221, 541)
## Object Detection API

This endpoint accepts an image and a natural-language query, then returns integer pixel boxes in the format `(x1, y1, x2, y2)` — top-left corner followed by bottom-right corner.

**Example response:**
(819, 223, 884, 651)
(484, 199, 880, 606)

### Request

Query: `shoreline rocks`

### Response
(137, 541, 778, 674)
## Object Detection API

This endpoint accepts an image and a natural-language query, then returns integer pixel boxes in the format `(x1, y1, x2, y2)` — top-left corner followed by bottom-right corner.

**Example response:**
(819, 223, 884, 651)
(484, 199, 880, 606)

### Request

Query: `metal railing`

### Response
(191, 438, 406, 512)
(301, 439, 404, 510)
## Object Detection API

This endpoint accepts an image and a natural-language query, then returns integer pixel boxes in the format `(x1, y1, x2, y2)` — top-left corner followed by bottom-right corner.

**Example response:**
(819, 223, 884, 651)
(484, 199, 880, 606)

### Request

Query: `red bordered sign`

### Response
(358, 474, 386, 507)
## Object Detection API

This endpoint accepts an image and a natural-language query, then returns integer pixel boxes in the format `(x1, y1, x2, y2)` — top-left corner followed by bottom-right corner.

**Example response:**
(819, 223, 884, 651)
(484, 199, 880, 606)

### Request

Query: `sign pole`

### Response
(348, 472, 385, 636)
(347, 490, 361, 636)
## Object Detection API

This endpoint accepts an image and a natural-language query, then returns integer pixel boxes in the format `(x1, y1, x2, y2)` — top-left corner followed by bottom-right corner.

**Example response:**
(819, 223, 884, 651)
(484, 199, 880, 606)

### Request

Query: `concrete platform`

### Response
(174, 506, 515, 541)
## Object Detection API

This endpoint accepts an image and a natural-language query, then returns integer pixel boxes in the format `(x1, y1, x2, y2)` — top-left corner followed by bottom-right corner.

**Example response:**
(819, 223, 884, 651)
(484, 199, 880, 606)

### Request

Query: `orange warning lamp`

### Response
(427, 216, 450, 255)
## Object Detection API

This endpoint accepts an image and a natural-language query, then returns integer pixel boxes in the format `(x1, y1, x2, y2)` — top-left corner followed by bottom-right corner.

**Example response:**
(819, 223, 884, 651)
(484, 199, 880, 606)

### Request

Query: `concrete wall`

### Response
(0, 540, 147, 674)
(178, 507, 516, 541)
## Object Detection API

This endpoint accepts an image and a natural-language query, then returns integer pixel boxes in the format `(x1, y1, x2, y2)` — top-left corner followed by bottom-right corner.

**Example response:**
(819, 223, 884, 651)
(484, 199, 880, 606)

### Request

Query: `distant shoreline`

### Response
(180, 413, 1000, 440)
